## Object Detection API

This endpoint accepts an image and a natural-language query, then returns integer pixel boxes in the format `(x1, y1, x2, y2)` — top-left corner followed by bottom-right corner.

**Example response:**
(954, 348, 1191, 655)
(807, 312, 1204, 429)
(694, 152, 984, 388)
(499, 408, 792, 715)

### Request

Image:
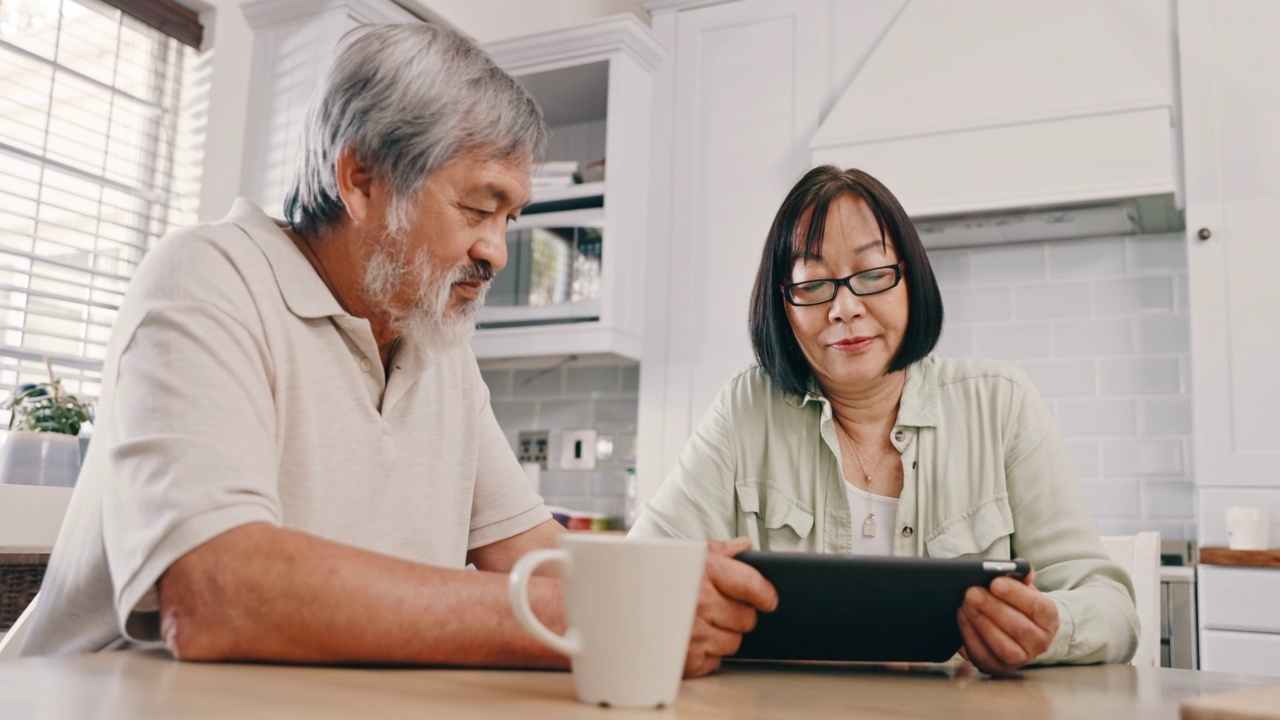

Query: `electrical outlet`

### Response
(560, 428, 598, 471)
(517, 430, 550, 470)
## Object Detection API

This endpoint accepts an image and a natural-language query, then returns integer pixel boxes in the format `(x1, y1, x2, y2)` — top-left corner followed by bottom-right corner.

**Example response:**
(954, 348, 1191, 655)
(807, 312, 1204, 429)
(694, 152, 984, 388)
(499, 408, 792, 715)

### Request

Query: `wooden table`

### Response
(1, 651, 1278, 719)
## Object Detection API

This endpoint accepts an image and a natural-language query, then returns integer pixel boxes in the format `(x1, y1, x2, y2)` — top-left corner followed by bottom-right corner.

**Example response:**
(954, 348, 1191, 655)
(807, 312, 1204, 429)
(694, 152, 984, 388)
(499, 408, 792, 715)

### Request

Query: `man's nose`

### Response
(472, 223, 508, 273)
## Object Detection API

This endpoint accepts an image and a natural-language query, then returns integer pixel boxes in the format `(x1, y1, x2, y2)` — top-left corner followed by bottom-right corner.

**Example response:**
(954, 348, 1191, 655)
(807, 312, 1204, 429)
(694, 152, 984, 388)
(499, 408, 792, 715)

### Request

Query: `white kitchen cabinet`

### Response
(1179, 0, 1280, 490)
(473, 16, 664, 362)
(1178, 0, 1280, 674)
(636, 0, 826, 501)
(238, 0, 416, 216)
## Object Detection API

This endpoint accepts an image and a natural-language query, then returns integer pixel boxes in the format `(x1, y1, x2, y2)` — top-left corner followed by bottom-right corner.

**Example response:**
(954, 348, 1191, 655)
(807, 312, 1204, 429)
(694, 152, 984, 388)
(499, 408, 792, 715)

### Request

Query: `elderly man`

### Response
(21, 23, 775, 676)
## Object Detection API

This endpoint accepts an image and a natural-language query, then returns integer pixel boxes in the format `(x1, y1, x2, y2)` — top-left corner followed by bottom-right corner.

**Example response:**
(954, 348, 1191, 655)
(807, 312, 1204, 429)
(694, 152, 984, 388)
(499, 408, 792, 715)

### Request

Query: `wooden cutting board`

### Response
(1181, 685, 1280, 719)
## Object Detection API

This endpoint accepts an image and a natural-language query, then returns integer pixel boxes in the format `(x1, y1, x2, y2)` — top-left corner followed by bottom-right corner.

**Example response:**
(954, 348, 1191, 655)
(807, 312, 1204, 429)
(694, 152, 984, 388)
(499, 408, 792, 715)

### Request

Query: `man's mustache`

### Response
(457, 261, 496, 284)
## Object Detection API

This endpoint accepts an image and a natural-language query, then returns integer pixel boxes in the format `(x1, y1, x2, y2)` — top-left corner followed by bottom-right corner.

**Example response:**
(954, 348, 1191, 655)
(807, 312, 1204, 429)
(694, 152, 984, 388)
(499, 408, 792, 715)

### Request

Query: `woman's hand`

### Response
(684, 537, 779, 678)
(956, 567, 1059, 676)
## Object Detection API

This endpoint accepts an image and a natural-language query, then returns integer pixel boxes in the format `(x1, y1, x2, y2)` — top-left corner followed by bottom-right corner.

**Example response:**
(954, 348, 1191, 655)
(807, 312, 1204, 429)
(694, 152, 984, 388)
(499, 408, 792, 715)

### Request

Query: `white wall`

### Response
(931, 234, 1195, 539)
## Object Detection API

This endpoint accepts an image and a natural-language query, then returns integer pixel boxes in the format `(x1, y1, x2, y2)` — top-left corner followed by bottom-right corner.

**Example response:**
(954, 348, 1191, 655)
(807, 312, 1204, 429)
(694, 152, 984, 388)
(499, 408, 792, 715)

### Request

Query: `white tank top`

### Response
(844, 482, 899, 556)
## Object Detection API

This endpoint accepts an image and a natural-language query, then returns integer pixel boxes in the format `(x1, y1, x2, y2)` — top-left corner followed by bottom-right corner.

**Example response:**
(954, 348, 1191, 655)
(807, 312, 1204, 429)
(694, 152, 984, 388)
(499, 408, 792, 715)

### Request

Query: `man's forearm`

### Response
(158, 522, 568, 668)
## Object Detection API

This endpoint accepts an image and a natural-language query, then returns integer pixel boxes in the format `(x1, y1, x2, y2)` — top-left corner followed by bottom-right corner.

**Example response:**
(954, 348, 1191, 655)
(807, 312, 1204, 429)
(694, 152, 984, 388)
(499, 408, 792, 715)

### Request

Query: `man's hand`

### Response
(956, 566, 1059, 676)
(684, 537, 778, 678)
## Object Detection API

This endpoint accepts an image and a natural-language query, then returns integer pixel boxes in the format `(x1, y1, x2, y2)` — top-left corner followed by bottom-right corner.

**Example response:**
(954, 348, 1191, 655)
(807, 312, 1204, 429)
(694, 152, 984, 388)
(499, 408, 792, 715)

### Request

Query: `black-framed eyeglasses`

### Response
(780, 261, 905, 306)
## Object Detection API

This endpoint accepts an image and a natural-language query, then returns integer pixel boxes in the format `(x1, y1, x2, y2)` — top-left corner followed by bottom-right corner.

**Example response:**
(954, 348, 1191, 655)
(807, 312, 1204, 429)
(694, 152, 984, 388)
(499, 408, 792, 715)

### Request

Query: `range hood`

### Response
(914, 194, 1185, 250)
(812, 0, 1179, 218)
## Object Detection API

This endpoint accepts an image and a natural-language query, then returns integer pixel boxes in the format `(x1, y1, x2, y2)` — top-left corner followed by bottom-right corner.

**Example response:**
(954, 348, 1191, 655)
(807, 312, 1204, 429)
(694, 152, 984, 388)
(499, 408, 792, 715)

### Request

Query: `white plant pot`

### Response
(0, 431, 82, 487)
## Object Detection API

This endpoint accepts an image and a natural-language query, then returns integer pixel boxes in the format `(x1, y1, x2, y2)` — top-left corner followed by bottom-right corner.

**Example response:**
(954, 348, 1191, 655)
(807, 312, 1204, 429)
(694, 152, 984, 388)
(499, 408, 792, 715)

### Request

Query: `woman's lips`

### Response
(829, 336, 875, 353)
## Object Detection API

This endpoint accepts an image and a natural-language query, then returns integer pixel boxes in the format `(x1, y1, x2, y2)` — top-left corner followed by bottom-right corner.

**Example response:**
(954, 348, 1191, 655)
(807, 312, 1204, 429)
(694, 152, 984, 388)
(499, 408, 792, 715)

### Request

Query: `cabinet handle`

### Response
(1197, 228, 1212, 241)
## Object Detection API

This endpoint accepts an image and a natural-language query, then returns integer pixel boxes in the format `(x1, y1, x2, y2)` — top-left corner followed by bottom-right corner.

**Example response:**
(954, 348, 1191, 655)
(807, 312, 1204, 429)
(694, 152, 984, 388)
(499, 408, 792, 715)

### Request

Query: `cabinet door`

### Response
(1178, 0, 1280, 487)
(639, 0, 824, 494)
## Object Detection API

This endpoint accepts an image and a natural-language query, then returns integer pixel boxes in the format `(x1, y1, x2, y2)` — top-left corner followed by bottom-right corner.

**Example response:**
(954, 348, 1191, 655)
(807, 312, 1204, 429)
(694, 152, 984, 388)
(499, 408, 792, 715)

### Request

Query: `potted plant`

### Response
(0, 372, 94, 488)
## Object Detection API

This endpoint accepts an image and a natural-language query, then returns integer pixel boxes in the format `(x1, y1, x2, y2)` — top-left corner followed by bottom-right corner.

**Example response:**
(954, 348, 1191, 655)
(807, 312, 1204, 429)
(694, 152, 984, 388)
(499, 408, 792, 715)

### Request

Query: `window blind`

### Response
(0, 0, 208, 415)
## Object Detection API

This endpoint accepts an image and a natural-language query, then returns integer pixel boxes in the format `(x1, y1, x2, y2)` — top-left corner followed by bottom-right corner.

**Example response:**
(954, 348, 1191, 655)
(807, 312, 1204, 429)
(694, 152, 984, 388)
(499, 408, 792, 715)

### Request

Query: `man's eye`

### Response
(507, 214, 519, 224)
(468, 207, 494, 218)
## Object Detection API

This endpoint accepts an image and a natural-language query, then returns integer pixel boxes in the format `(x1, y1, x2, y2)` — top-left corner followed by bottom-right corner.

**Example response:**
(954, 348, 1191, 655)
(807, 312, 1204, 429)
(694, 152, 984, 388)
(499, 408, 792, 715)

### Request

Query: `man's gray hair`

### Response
(284, 23, 547, 237)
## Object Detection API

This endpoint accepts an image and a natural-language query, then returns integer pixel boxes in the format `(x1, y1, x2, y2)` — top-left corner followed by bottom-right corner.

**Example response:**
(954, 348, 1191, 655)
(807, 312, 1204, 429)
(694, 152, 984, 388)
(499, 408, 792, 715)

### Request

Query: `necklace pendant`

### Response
(862, 513, 878, 538)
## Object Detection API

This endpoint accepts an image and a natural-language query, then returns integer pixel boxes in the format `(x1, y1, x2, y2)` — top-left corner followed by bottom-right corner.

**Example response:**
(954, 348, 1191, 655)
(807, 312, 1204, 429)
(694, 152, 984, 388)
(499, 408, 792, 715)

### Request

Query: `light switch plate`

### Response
(517, 430, 550, 470)
(560, 428, 598, 471)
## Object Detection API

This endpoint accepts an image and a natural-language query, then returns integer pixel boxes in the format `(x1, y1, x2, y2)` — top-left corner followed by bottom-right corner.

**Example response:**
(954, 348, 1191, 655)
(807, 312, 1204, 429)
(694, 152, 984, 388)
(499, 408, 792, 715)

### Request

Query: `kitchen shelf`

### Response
(1199, 547, 1280, 568)
(529, 181, 605, 207)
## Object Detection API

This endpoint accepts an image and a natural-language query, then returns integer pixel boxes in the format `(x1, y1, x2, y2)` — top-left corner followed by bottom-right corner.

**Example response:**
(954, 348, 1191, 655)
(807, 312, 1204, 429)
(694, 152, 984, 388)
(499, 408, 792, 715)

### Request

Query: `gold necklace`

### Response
(836, 422, 891, 538)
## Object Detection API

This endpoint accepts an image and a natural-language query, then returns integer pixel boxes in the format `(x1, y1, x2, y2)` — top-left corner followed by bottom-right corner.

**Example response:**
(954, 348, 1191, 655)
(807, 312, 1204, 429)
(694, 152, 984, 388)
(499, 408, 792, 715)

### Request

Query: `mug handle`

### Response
(508, 549, 582, 657)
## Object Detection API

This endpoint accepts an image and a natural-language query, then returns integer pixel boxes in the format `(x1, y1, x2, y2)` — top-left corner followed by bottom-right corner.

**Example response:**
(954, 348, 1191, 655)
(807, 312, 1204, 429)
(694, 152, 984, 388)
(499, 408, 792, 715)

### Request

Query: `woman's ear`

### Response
(334, 144, 375, 224)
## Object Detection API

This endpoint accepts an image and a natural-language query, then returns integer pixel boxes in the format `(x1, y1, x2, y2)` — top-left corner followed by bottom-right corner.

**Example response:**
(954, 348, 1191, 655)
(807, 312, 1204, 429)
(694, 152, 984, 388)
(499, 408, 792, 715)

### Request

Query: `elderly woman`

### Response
(630, 166, 1138, 674)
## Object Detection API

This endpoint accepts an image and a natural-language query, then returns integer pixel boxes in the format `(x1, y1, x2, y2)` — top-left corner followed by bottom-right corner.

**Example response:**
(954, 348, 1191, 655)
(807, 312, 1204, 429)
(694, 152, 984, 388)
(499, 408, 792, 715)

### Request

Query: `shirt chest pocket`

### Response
(734, 481, 815, 552)
(923, 496, 1014, 560)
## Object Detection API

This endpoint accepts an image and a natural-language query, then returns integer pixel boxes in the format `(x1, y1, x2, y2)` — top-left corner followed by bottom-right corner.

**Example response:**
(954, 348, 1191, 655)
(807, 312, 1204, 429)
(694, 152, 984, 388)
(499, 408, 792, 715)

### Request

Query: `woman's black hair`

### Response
(748, 166, 944, 398)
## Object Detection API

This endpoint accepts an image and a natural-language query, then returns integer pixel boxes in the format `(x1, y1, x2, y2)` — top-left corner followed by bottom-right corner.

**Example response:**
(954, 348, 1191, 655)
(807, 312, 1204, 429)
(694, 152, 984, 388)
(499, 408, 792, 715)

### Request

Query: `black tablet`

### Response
(732, 551, 1031, 663)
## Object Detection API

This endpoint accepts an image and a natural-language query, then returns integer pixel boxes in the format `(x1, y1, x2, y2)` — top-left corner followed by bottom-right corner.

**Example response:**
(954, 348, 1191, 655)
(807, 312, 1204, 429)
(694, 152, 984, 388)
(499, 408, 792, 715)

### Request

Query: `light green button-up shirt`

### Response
(630, 355, 1138, 665)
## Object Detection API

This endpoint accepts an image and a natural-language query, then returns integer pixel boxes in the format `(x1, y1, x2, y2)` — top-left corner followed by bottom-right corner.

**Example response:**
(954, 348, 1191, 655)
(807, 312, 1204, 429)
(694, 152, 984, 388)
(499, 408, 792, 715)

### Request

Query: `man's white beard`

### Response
(362, 226, 487, 351)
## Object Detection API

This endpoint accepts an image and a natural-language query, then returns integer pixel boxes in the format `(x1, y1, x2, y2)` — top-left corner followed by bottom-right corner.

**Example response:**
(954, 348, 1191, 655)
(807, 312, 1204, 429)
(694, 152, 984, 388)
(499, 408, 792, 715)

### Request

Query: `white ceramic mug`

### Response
(508, 534, 706, 708)
(1226, 507, 1271, 550)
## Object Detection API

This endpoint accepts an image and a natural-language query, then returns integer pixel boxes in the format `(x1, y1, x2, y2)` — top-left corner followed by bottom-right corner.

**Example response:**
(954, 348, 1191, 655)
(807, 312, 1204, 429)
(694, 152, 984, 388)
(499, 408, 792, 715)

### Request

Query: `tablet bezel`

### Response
(732, 551, 1031, 663)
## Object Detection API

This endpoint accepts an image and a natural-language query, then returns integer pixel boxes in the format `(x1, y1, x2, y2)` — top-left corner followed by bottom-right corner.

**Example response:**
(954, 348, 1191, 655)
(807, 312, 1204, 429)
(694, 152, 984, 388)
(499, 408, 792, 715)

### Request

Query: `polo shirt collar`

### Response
(226, 198, 346, 320)
(782, 356, 940, 427)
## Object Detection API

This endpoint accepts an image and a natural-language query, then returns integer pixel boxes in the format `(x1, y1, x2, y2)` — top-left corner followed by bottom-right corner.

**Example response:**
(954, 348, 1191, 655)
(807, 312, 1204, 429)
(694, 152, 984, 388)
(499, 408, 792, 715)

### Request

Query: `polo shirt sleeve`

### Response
(103, 238, 283, 643)
(466, 377, 550, 549)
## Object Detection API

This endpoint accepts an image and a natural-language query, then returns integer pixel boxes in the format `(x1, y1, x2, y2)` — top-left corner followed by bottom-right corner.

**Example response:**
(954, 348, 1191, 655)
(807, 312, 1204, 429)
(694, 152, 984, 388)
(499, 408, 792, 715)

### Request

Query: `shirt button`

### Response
(360, 357, 373, 373)
(894, 430, 906, 442)
(902, 526, 914, 537)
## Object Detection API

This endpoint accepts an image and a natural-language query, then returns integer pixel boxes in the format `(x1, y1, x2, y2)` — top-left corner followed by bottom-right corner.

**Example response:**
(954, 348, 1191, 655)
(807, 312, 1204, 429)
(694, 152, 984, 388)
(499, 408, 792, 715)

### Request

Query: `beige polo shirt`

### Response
(21, 199, 549, 656)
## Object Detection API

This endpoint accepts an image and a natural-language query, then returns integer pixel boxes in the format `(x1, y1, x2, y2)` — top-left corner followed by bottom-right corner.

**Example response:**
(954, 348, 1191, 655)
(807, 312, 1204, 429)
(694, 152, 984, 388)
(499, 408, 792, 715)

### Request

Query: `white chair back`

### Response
(0, 593, 38, 660)
(1099, 532, 1162, 667)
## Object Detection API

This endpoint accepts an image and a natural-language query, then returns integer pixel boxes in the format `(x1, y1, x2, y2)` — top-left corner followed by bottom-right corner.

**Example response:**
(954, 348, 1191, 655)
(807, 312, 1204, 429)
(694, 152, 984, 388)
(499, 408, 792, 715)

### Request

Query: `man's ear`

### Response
(334, 144, 375, 224)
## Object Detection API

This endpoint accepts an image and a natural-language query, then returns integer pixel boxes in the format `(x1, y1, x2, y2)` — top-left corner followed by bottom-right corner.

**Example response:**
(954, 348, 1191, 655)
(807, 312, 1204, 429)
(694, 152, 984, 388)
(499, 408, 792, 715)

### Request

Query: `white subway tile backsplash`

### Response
(538, 400, 593, 429)
(1173, 274, 1189, 313)
(1101, 439, 1185, 476)
(926, 250, 971, 286)
(595, 398, 640, 427)
(1018, 359, 1097, 398)
(927, 234, 1193, 534)
(1079, 479, 1142, 520)
(1128, 235, 1187, 273)
(1139, 397, 1193, 435)
(1135, 316, 1191, 354)
(621, 365, 640, 395)
(481, 369, 512, 399)
(1096, 519, 1188, 541)
(1099, 357, 1181, 395)
(970, 244, 1045, 283)
(1144, 480, 1196, 520)
(1052, 317, 1132, 357)
(974, 323, 1053, 359)
(945, 287, 1013, 322)
(1057, 398, 1137, 437)
(1048, 238, 1126, 279)
(512, 368, 565, 397)
(566, 366, 621, 397)
(539, 471, 592, 497)
(1094, 277, 1175, 314)
(491, 399, 537, 430)
(1064, 439, 1101, 478)
(934, 325, 975, 357)
(1014, 282, 1092, 320)
(484, 361, 640, 522)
